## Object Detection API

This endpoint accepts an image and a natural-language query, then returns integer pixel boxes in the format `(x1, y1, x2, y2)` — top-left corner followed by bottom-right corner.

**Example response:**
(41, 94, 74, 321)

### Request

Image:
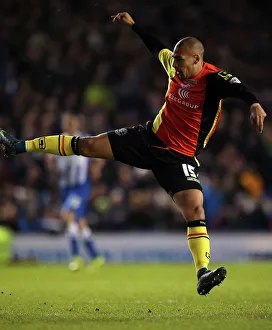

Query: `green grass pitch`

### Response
(0, 262, 271, 330)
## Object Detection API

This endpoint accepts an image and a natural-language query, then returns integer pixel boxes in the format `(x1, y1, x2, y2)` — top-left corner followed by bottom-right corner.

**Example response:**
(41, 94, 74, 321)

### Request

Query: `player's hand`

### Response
(249, 103, 267, 133)
(111, 12, 135, 26)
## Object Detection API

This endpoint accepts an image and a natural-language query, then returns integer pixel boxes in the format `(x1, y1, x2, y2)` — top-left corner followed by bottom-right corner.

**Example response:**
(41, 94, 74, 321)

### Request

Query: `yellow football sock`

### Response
(26, 135, 75, 156)
(187, 220, 210, 273)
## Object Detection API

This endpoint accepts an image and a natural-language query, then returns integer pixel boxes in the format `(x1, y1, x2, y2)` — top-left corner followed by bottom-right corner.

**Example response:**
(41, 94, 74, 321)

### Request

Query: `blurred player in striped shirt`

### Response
(46, 113, 105, 271)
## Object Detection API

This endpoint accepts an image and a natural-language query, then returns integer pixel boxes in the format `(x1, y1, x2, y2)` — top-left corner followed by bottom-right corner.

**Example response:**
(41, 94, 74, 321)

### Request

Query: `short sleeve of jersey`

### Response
(158, 49, 176, 78)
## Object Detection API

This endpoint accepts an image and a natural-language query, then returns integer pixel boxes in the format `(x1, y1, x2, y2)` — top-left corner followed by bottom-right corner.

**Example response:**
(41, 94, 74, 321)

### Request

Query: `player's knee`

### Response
(79, 137, 96, 156)
(78, 134, 114, 159)
(180, 204, 205, 221)
(174, 190, 205, 221)
(61, 210, 75, 223)
(178, 203, 205, 221)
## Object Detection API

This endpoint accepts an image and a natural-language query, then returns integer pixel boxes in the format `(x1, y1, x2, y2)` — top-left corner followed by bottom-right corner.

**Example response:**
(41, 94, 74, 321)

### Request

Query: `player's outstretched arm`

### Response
(111, 12, 166, 57)
(210, 71, 267, 133)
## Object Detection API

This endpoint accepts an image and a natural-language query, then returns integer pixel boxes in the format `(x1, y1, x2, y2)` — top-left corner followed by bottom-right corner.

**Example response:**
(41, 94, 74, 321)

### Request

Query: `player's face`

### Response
(172, 46, 199, 80)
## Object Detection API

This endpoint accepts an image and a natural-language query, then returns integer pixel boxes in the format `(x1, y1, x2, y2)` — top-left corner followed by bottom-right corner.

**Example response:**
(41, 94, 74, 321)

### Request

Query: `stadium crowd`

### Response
(0, 0, 272, 233)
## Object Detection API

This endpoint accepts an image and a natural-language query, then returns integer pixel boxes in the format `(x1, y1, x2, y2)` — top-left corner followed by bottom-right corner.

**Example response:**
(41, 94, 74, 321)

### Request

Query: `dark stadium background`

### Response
(0, 0, 272, 233)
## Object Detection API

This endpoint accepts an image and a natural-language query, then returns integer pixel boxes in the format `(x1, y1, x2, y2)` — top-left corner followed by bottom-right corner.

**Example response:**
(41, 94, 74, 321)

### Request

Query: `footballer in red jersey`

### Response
(0, 12, 266, 296)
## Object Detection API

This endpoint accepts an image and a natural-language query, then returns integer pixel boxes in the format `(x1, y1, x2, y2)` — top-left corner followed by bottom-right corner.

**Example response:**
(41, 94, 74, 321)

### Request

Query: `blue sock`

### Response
(84, 238, 99, 258)
(70, 236, 80, 257)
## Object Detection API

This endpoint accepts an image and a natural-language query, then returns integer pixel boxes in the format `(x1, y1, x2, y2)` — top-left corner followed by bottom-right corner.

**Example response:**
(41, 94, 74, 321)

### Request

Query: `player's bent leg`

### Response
(173, 189, 226, 295)
(62, 210, 83, 271)
(0, 129, 114, 160)
(78, 219, 105, 270)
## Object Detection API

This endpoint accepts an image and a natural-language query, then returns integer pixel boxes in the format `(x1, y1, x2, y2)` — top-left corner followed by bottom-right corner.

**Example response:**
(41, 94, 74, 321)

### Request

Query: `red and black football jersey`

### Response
(132, 25, 259, 158)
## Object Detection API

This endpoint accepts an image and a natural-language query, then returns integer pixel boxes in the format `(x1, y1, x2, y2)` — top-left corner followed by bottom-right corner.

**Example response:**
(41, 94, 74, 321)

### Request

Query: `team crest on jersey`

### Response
(178, 80, 197, 98)
(178, 88, 190, 99)
(115, 128, 127, 136)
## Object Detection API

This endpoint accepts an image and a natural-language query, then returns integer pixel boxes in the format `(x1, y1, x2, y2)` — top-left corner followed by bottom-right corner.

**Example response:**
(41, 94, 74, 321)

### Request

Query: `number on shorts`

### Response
(182, 164, 197, 178)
